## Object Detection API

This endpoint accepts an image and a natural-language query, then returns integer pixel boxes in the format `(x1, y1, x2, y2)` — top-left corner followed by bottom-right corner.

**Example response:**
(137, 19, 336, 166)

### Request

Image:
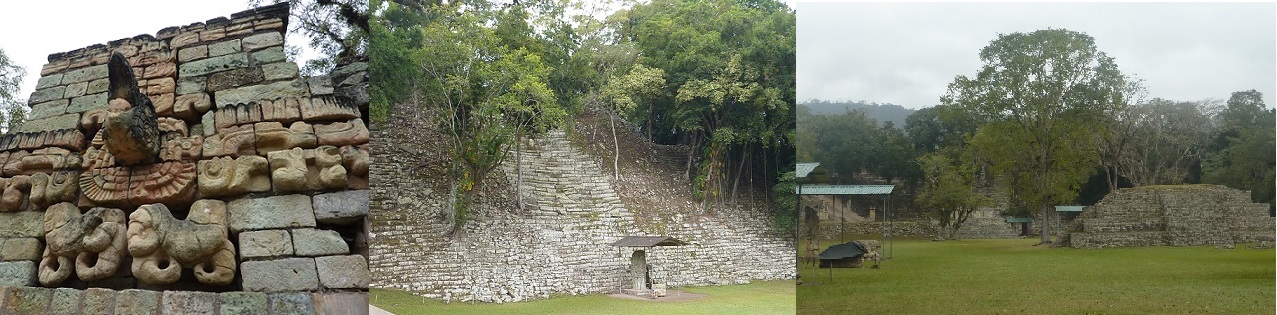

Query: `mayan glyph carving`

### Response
(127, 161, 196, 205)
(2, 148, 80, 176)
(101, 53, 161, 166)
(255, 121, 317, 154)
(314, 119, 369, 147)
(127, 200, 235, 285)
(0, 176, 31, 212)
(341, 145, 369, 189)
(197, 155, 270, 198)
(268, 146, 346, 192)
(29, 171, 80, 209)
(38, 203, 128, 286)
(203, 124, 257, 157)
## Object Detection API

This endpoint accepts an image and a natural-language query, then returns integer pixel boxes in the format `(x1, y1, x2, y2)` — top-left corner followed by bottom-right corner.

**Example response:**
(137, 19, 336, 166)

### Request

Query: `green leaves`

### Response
(0, 47, 24, 133)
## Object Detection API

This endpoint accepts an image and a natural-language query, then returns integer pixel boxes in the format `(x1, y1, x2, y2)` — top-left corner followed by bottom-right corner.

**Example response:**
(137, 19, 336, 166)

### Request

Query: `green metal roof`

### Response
(1055, 206, 1085, 212)
(796, 185, 894, 195)
(1006, 217, 1034, 223)
(796, 163, 820, 178)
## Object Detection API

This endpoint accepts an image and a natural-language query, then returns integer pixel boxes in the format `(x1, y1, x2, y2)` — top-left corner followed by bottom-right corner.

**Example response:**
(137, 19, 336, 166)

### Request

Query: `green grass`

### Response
(798, 238, 1275, 314)
(370, 280, 795, 315)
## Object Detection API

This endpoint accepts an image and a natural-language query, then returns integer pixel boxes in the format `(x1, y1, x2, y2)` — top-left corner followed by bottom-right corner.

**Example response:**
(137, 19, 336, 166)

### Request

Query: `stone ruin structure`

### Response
(1065, 185, 1275, 249)
(370, 127, 794, 303)
(0, 3, 370, 314)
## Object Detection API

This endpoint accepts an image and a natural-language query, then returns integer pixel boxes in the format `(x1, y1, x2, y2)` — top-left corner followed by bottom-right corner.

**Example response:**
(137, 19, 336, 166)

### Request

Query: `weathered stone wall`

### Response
(369, 130, 793, 303)
(1066, 185, 1275, 248)
(0, 3, 370, 312)
(0, 285, 366, 314)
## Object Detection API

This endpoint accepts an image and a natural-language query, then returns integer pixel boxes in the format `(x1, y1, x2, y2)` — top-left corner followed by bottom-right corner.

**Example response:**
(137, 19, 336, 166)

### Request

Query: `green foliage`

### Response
(1203, 91, 1275, 208)
(771, 171, 797, 233)
(944, 28, 1128, 243)
(0, 47, 25, 133)
(796, 105, 920, 186)
(916, 149, 990, 240)
(373, 2, 568, 232)
(250, 0, 370, 75)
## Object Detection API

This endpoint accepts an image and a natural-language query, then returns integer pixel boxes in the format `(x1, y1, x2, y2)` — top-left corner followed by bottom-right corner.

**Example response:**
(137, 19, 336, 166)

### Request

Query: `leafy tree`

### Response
(917, 149, 991, 240)
(1118, 98, 1218, 186)
(250, 0, 370, 74)
(944, 29, 1128, 245)
(1203, 90, 1275, 209)
(379, 2, 567, 232)
(0, 47, 25, 132)
(601, 64, 665, 179)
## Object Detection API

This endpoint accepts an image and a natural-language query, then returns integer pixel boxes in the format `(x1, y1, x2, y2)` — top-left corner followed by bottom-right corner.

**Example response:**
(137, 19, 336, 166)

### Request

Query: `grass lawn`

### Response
(370, 280, 795, 315)
(798, 238, 1275, 314)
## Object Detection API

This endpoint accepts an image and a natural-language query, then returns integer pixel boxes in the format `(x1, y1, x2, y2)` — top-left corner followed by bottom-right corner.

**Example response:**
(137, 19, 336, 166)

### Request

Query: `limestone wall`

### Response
(0, 3, 371, 312)
(1066, 185, 1275, 248)
(369, 129, 794, 303)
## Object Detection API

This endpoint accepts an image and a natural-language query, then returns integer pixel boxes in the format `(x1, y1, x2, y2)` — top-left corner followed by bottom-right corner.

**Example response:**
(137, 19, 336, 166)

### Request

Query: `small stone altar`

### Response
(0, 3, 370, 314)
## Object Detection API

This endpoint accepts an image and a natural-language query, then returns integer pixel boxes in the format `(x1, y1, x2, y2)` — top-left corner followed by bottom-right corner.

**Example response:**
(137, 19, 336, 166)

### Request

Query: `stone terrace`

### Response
(1067, 185, 1274, 248)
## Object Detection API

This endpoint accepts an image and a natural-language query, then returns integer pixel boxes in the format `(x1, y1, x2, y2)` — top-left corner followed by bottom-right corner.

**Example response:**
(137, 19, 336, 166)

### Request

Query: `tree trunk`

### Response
(731, 146, 747, 204)
(1039, 204, 1051, 245)
(516, 132, 523, 213)
(611, 111, 620, 180)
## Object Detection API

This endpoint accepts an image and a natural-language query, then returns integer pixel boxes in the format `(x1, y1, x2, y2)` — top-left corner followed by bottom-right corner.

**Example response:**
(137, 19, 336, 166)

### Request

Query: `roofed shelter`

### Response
(610, 236, 687, 296)
(797, 184, 896, 259)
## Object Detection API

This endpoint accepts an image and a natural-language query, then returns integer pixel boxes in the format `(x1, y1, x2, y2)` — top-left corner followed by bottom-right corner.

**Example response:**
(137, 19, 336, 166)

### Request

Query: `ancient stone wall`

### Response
(1066, 185, 1275, 248)
(369, 130, 794, 303)
(0, 3, 370, 313)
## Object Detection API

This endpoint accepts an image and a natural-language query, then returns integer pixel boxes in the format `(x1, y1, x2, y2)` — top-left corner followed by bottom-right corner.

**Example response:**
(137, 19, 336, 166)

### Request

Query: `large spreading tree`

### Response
(943, 29, 1132, 245)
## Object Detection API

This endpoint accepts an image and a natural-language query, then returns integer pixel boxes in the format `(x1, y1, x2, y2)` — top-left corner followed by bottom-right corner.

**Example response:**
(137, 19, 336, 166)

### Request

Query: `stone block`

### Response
(250, 46, 287, 64)
(291, 228, 349, 256)
(213, 78, 308, 108)
(35, 73, 63, 89)
(116, 289, 160, 315)
(63, 81, 88, 98)
(28, 86, 65, 104)
(0, 237, 41, 261)
(179, 45, 209, 62)
(0, 212, 43, 237)
(219, 291, 269, 315)
(315, 255, 369, 289)
(67, 92, 107, 114)
(87, 78, 109, 94)
(209, 39, 242, 57)
(146, 77, 176, 95)
(161, 291, 218, 315)
(207, 67, 265, 92)
(262, 62, 299, 80)
(179, 53, 249, 78)
(28, 99, 68, 120)
(48, 288, 82, 315)
(178, 76, 207, 95)
(313, 292, 368, 315)
(228, 194, 316, 233)
(241, 258, 319, 292)
(239, 229, 293, 258)
(0, 261, 36, 286)
(62, 64, 108, 84)
(16, 113, 79, 133)
(313, 190, 369, 225)
(143, 63, 176, 79)
(2, 286, 51, 315)
(268, 292, 316, 315)
(307, 75, 334, 95)
(215, 102, 264, 129)
(242, 32, 284, 51)
(259, 98, 303, 125)
(81, 287, 117, 315)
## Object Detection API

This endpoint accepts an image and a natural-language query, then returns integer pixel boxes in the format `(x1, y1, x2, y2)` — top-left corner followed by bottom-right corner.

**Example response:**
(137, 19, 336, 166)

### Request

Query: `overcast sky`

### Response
(0, 1, 315, 103)
(797, 2, 1277, 109)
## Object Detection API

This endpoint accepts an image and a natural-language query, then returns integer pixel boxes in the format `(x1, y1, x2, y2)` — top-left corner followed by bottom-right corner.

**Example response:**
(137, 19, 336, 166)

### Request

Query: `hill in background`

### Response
(802, 100, 918, 127)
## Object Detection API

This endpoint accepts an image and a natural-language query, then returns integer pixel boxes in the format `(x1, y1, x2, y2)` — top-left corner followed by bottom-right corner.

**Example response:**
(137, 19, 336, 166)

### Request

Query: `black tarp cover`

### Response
(818, 241, 867, 260)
